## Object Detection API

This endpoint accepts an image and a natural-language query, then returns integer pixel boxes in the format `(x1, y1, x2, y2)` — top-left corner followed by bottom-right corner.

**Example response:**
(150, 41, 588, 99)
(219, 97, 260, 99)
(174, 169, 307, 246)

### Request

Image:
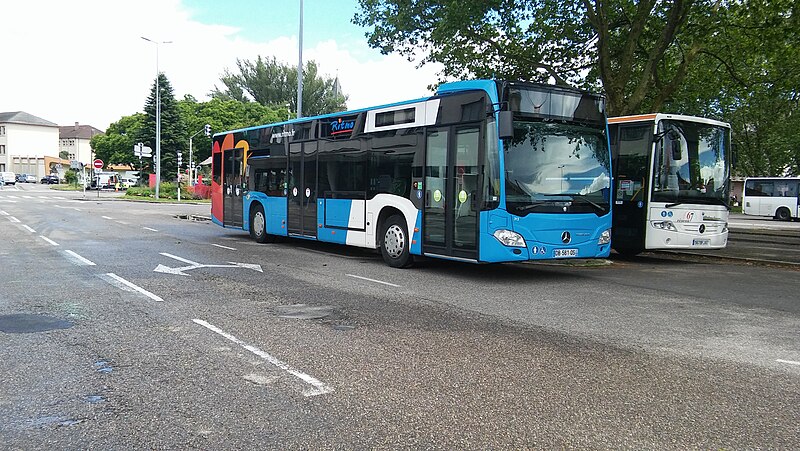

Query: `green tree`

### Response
(91, 113, 146, 169)
(211, 57, 347, 117)
(136, 73, 188, 180)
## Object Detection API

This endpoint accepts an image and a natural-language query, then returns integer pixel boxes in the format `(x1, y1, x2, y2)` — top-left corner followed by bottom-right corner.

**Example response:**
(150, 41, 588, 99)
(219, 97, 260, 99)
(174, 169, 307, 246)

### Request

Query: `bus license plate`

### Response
(692, 239, 710, 246)
(554, 248, 578, 258)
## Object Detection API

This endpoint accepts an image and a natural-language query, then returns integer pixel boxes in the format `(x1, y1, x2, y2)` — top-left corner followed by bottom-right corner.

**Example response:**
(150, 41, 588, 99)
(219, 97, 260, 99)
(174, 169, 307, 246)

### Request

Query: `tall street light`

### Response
(141, 36, 172, 199)
(297, 0, 303, 119)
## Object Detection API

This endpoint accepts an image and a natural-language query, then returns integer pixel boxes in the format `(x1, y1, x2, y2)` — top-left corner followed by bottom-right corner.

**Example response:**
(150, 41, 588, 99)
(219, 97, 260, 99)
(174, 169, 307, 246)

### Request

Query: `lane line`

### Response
(211, 243, 237, 250)
(102, 273, 165, 302)
(776, 359, 800, 366)
(116, 221, 130, 225)
(8, 216, 20, 223)
(101, 216, 113, 220)
(21, 225, 36, 233)
(0, 210, 8, 215)
(346, 274, 401, 288)
(143, 227, 159, 232)
(40, 236, 59, 246)
(193, 319, 333, 397)
(64, 250, 96, 266)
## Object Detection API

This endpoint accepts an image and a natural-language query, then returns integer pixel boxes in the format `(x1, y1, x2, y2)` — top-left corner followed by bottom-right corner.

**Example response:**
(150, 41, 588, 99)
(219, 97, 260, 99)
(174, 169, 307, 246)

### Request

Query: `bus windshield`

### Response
(505, 121, 611, 215)
(651, 120, 730, 205)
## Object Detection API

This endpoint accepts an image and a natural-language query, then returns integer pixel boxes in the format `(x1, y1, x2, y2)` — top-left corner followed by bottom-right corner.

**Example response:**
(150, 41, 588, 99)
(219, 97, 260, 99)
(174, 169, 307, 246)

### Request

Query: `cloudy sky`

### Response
(0, 0, 443, 131)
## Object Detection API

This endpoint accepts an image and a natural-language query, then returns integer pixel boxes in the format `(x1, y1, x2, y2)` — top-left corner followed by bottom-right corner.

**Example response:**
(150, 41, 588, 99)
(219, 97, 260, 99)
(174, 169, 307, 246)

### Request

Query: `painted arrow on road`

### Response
(154, 252, 262, 276)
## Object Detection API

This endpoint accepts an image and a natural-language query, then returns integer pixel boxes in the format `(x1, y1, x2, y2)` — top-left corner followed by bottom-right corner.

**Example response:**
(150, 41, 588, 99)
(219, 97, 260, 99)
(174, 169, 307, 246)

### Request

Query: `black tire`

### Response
(613, 246, 642, 258)
(775, 207, 791, 221)
(249, 204, 270, 243)
(379, 214, 413, 268)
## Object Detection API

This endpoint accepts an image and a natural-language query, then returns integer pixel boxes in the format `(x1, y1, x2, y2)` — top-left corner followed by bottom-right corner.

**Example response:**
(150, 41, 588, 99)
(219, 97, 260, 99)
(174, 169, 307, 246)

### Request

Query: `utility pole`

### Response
(297, 0, 303, 119)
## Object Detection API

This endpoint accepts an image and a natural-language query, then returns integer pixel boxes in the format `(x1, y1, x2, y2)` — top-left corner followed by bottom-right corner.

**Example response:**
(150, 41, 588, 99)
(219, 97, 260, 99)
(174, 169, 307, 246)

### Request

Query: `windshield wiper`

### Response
(538, 193, 608, 213)
(514, 201, 560, 212)
(666, 198, 731, 210)
(665, 201, 685, 208)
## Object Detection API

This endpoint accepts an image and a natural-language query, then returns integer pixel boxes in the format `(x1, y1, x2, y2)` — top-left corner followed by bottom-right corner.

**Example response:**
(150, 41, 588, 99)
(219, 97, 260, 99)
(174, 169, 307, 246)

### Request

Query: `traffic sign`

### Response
(93, 159, 104, 169)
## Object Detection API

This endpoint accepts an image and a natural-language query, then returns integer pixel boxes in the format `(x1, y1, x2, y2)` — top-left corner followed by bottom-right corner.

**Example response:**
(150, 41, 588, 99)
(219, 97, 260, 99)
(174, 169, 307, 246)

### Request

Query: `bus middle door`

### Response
(287, 141, 318, 238)
(223, 147, 244, 228)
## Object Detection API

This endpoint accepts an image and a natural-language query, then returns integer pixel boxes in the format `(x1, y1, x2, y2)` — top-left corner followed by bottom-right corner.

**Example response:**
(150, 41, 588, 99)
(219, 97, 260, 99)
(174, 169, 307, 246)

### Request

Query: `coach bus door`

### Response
(223, 147, 244, 228)
(423, 126, 480, 261)
(287, 141, 318, 238)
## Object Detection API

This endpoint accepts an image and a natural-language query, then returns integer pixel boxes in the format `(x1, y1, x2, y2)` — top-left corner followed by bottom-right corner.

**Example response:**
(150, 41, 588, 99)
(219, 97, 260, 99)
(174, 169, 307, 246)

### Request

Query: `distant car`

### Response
(1, 171, 16, 185)
(40, 175, 59, 184)
(24, 174, 36, 183)
(16, 173, 26, 182)
(120, 178, 137, 189)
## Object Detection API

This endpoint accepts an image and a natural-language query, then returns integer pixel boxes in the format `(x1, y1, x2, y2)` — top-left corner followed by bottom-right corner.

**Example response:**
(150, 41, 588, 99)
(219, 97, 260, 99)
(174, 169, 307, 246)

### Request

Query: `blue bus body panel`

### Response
(244, 194, 287, 236)
(410, 211, 423, 256)
(318, 198, 350, 245)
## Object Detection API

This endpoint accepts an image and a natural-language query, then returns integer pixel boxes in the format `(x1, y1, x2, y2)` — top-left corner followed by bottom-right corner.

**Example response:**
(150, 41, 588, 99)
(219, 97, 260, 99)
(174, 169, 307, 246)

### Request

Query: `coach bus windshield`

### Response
(504, 121, 611, 215)
(651, 120, 730, 206)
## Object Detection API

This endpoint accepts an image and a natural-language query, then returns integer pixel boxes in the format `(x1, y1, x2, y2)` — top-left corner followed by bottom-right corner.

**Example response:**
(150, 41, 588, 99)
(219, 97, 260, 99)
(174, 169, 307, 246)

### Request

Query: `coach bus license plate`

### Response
(554, 248, 578, 258)
(692, 239, 710, 246)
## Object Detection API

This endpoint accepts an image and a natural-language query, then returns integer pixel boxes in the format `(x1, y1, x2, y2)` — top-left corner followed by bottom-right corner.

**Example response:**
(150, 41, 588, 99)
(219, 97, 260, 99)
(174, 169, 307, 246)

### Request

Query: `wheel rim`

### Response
(384, 224, 406, 258)
(253, 211, 265, 237)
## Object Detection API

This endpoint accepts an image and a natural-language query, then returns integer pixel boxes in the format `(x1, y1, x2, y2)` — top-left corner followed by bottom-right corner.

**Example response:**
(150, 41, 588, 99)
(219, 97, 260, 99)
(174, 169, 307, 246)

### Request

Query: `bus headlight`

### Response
(598, 229, 611, 245)
(493, 229, 527, 247)
(652, 221, 676, 231)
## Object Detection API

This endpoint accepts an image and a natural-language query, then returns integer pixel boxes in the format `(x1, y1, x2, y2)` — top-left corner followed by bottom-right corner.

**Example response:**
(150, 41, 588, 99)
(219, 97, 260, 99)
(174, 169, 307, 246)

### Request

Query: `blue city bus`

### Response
(211, 80, 612, 267)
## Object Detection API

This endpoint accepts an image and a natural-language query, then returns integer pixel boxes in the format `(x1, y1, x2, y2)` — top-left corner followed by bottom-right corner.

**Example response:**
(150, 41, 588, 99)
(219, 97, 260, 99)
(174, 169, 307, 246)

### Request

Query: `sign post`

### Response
(93, 159, 103, 199)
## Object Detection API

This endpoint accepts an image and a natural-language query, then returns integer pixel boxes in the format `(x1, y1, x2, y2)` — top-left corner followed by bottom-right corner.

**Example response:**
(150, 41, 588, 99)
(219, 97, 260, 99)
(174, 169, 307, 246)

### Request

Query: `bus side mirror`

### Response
(498, 111, 513, 140)
(671, 140, 682, 160)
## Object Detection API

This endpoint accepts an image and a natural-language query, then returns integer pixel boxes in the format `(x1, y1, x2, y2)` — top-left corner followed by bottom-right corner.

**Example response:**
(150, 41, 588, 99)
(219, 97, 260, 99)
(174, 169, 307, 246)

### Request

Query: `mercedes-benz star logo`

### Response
(561, 231, 571, 244)
(699, 224, 705, 234)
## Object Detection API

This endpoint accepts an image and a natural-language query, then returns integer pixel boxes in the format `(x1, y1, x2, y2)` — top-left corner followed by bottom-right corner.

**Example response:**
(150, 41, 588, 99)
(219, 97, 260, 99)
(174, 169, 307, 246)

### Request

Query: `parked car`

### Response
(40, 174, 59, 184)
(1, 172, 16, 185)
(15, 173, 26, 182)
(24, 174, 36, 183)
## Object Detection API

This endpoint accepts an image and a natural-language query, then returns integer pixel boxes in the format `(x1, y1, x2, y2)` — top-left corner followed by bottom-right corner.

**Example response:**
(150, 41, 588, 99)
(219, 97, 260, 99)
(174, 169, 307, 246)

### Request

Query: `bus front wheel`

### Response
(775, 207, 792, 221)
(249, 204, 272, 243)
(380, 214, 413, 268)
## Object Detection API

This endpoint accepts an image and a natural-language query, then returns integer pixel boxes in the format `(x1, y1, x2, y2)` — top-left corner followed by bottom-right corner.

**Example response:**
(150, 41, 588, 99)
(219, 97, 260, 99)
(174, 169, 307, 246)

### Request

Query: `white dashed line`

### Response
(40, 236, 59, 246)
(777, 359, 800, 366)
(143, 227, 159, 232)
(102, 273, 165, 302)
(0, 210, 8, 215)
(211, 243, 237, 250)
(193, 319, 333, 397)
(116, 221, 130, 225)
(346, 274, 401, 288)
(8, 216, 20, 223)
(64, 250, 96, 266)
(21, 224, 35, 233)
(101, 216, 113, 220)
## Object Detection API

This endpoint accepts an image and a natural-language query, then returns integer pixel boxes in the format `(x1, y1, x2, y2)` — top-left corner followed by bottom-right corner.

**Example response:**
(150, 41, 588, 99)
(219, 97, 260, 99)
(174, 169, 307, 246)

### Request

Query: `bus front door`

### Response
(223, 147, 244, 228)
(287, 142, 318, 238)
(423, 126, 480, 261)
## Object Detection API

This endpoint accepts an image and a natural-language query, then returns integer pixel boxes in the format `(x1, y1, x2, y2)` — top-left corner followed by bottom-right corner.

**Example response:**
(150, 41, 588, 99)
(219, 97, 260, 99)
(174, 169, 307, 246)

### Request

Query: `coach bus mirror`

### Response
(498, 111, 514, 140)
(670, 139, 682, 161)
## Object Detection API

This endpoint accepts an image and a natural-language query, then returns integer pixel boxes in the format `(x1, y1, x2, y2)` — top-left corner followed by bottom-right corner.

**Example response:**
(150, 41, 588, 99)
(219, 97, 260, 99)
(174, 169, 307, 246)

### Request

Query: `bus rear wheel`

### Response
(380, 214, 413, 268)
(775, 207, 792, 221)
(249, 204, 271, 243)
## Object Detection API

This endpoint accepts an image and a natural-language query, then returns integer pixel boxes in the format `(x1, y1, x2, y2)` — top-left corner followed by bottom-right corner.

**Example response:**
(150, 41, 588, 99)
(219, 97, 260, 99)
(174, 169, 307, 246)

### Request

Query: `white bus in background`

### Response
(743, 177, 799, 221)
(609, 114, 732, 255)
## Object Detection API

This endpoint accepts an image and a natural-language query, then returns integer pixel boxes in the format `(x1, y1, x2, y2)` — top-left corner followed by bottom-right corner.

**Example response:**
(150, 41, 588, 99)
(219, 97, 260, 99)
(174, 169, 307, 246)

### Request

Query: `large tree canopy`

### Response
(135, 73, 188, 179)
(354, 0, 799, 175)
(211, 57, 347, 117)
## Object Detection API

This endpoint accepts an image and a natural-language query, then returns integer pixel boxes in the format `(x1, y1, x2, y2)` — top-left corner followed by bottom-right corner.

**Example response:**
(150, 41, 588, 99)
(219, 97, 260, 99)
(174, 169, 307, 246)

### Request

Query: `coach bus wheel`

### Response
(775, 207, 791, 221)
(250, 204, 269, 243)
(380, 214, 413, 268)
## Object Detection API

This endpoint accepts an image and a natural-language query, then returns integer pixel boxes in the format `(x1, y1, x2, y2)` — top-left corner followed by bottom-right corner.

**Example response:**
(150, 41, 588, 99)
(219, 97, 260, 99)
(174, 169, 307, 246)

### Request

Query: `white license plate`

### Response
(692, 239, 710, 246)
(554, 248, 578, 258)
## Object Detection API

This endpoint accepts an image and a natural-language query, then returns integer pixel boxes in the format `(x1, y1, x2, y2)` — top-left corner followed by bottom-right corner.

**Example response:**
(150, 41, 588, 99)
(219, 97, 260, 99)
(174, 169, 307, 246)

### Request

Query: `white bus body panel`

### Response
(646, 203, 729, 250)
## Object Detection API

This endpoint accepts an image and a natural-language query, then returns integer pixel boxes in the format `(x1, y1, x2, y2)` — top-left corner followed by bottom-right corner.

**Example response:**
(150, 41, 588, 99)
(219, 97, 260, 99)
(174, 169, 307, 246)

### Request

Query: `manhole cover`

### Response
(274, 304, 336, 320)
(0, 314, 73, 334)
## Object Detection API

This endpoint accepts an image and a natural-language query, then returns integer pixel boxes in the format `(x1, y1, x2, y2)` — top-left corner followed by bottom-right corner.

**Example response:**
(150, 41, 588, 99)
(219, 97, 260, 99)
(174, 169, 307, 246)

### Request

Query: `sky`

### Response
(0, 0, 444, 131)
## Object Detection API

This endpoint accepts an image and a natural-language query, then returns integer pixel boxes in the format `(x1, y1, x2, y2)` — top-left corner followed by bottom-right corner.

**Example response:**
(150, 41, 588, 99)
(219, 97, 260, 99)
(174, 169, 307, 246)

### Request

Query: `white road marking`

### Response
(0, 210, 8, 215)
(21, 225, 35, 233)
(193, 319, 333, 397)
(8, 216, 20, 223)
(64, 250, 96, 266)
(116, 221, 130, 225)
(101, 216, 113, 220)
(346, 274, 401, 288)
(7, 195, 19, 199)
(211, 243, 237, 250)
(143, 227, 159, 232)
(40, 236, 59, 246)
(53, 196, 65, 200)
(102, 273, 165, 302)
(776, 359, 800, 366)
(161, 252, 199, 265)
(22, 195, 34, 199)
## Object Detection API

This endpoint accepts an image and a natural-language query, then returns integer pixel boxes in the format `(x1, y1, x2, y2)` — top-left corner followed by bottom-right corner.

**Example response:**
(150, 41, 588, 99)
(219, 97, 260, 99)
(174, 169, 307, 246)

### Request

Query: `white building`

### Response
(59, 122, 103, 165)
(0, 111, 59, 177)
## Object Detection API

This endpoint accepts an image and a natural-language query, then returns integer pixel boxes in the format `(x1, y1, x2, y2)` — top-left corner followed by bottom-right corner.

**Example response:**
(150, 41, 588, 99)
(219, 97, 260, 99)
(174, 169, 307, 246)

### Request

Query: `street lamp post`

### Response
(141, 36, 172, 199)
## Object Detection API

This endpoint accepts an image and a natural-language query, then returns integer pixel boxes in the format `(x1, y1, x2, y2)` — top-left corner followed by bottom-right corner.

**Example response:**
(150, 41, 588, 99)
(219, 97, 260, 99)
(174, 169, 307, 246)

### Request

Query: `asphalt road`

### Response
(1, 184, 798, 448)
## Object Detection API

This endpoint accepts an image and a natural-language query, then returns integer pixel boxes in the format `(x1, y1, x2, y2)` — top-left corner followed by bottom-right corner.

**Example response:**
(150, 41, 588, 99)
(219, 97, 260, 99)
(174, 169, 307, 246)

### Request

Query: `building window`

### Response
(0, 126, 5, 136)
(0, 145, 5, 155)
